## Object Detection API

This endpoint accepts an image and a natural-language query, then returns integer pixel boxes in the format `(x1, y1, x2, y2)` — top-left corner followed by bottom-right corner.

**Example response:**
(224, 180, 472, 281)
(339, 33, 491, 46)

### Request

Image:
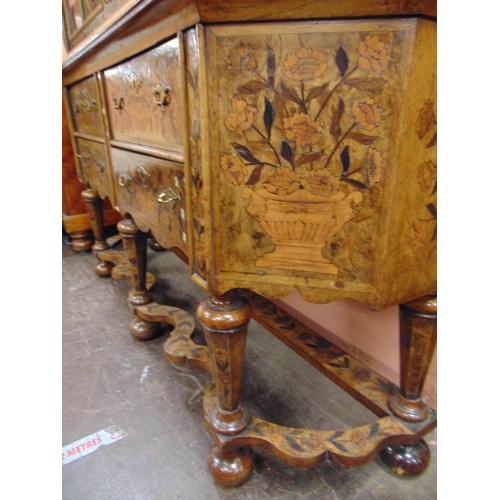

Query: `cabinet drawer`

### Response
(68, 76, 104, 137)
(104, 38, 183, 153)
(75, 139, 113, 201)
(111, 148, 187, 253)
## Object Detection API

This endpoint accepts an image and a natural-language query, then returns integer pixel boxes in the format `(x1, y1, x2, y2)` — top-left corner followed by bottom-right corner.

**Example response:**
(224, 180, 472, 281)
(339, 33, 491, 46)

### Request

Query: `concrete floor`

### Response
(62, 234, 437, 499)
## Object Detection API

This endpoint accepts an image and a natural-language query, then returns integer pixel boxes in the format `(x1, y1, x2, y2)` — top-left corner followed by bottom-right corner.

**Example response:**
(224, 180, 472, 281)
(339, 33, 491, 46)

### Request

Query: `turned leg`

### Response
(117, 217, 159, 340)
(67, 230, 93, 252)
(197, 292, 254, 487)
(81, 188, 113, 276)
(381, 293, 437, 476)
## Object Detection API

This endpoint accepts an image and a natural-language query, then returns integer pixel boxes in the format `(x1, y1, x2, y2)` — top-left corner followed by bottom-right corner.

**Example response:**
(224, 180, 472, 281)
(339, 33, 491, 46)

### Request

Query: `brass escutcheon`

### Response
(95, 159, 105, 173)
(113, 95, 123, 109)
(152, 84, 172, 107)
(118, 174, 132, 188)
(136, 164, 150, 187)
(157, 187, 181, 213)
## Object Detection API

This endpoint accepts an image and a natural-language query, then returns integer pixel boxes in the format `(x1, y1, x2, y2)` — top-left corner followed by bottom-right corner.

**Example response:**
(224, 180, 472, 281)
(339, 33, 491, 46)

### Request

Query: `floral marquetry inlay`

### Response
(213, 24, 407, 280)
(409, 100, 437, 249)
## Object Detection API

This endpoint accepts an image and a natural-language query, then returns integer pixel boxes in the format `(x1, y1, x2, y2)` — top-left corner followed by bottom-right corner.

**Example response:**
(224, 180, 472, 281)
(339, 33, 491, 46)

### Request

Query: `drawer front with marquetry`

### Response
(104, 37, 183, 153)
(111, 148, 187, 253)
(68, 76, 104, 137)
(75, 138, 113, 201)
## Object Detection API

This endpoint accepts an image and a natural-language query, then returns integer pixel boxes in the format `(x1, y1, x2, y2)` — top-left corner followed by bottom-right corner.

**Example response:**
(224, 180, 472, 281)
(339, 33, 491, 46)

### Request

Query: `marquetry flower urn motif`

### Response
(220, 36, 393, 275)
(242, 187, 362, 274)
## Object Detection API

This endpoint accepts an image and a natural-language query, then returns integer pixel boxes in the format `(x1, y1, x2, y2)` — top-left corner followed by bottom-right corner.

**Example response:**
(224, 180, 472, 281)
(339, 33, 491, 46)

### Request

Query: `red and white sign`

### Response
(62, 425, 128, 465)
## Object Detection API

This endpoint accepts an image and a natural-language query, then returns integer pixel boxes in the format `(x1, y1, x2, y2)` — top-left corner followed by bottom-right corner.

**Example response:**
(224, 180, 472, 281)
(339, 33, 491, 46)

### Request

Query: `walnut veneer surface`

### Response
(63, 0, 436, 487)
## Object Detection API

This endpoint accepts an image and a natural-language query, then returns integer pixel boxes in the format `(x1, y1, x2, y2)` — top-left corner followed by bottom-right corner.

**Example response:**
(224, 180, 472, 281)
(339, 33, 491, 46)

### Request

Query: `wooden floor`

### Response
(62, 234, 437, 499)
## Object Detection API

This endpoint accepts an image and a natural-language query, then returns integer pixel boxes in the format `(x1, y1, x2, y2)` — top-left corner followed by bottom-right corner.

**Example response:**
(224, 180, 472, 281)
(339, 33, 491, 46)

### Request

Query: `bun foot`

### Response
(380, 439, 430, 476)
(208, 446, 254, 487)
(130, 316, 160, 340)
(69, 230, 93, 252)
(94, 260, 113, 277)
(148, 237, 165, 251)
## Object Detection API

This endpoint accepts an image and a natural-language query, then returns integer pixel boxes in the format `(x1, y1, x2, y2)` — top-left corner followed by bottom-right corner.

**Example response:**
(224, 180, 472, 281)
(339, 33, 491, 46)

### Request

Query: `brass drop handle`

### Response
(77, 148, 95, 162)
(157, 188, 181, 212)
(85, 98, 97, 111)
(95, 159, 105, 172)
(113, 95, 123, 109)
(152, 84, 171, 107)
(118, 174, 132, 188)
(136, 164, 150, 187)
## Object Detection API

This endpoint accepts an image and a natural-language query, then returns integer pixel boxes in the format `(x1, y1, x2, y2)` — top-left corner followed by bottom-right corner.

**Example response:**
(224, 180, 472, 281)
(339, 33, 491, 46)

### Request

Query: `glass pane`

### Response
(65, 0, 84, 32)
(82, 0, 99, 17)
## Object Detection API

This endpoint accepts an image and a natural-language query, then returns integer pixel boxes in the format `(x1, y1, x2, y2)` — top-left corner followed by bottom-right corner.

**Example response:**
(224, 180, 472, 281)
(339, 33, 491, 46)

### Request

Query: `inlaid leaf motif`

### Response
(343, 356, 350, 368)
(368, 423, 380, 438)
(427, 203, 437, 218)
(274, 316, 290, 324)
(246, 164, 266, 185)
(296, 151, 323, 166)
(340, 146, 350, 178)
(343, 78, 388, 92)
(377, 377, 394, 394)
(327, 430, 344, 441)
(284, 433, 305, 452)
(416, 101, 436, 139)
(281, 139, 295, 166)
(426, 132, 437, 149)
(280, 82, 303, 107)
(306, 83, 329, 103)
(330, 440, 349, 453)
(335, 46, 349, 77)
(327, 362, 346, 368)
(251, 425, 265, 436)
(330, 98, 344, 142)
(252, 232, 267, 240)
(306, 336, 333, 349)
(247, 139, 271, 151)
(186, 69, 195, 89)
(232, 142, 260, 163)
(264, 97, 275, 139)
(266, 44, 276, 87)
(217, 360, 229, 373)
(237, 80, 270, 94)
(342, 178, 368, 190)
(346, 132, 378, 145)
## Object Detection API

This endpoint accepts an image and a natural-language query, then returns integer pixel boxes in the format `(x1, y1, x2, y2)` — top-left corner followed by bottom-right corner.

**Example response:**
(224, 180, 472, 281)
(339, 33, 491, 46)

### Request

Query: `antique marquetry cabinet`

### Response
(63, 0, 437, 487)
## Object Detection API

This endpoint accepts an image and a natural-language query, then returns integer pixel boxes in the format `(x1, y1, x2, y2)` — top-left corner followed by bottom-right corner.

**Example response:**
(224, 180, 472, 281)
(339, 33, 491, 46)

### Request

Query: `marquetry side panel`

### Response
(202, 19, 434, 309)
(184, 27, 207, 284)
(378, 19, 437, 307)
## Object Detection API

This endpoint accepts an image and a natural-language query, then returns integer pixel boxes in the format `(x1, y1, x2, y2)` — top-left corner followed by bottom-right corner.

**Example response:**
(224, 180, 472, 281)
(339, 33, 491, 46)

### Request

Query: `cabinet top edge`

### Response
(62, 0, 435, 83)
